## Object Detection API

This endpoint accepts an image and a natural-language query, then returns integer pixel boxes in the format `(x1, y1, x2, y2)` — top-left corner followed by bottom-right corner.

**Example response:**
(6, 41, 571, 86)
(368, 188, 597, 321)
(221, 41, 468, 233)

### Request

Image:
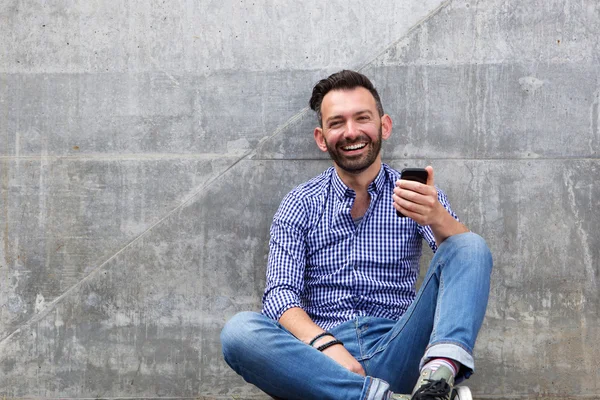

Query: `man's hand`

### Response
(321, 342, 366, 376)
(393, 165, 443, 226)
(279, 307, 366, 376)
(393, 165, 469, 244)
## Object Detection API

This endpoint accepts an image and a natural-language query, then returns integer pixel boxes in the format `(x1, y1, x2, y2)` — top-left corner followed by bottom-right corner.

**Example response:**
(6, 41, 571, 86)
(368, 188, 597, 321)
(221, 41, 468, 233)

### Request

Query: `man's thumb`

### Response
(425, 165, 435, 186)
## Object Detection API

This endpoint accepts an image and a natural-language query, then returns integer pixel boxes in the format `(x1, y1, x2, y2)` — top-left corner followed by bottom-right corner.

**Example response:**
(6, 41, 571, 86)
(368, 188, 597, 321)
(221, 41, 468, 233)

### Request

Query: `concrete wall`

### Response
(1, 0, 598, 398)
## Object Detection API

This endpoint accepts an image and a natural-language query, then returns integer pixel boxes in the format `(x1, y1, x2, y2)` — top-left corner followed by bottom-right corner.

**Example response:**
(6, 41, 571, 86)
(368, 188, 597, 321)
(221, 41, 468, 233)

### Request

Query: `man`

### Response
(221, 70, 493, 400)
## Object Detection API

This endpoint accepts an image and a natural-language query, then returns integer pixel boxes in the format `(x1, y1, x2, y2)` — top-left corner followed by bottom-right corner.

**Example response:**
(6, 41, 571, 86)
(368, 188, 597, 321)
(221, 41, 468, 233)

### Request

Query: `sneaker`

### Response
(451, 386, 472, 400)
(391, 366, 472, 400)
(411, 364, 455, 400)
(390, 386, 472, 400)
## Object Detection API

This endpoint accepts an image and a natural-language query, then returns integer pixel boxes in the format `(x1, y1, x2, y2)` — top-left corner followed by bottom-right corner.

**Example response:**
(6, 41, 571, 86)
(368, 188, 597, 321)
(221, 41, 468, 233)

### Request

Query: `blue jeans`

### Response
(221, 232, 493, 400)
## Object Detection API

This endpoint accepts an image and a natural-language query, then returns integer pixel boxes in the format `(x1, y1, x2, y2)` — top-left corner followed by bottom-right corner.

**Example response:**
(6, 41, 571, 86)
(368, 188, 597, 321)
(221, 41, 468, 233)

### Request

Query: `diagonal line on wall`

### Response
(0, 0, 453, 347)
(0, 108, 309, 346)
(355, 0, 451, 72)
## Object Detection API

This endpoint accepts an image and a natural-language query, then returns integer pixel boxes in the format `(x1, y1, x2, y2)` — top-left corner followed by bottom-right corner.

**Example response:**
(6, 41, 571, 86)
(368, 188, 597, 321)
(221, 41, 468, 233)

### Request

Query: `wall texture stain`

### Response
(1, 0, 599, 399)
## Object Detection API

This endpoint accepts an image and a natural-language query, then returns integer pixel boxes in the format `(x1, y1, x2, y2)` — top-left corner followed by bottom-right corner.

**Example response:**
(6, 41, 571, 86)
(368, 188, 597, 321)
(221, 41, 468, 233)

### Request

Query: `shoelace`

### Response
(412, 378, 451, 400)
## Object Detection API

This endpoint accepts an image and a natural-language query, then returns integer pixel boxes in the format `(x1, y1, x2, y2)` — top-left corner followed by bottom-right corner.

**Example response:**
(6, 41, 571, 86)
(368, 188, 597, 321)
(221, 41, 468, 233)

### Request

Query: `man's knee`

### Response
(443, 232, 493, 272)
(463, 232, 492, 263)
(455, 231, 489, 249)
(221, 311, 263, 361)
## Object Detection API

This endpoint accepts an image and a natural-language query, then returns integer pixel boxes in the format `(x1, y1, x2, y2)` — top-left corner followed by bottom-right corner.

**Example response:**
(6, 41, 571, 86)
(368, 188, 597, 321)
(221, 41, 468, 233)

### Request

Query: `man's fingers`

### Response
(394, 186, 437, 203)
(395, 180, 429, 194)
(393, 195, 426, 216)
(425, 165, 435, 186)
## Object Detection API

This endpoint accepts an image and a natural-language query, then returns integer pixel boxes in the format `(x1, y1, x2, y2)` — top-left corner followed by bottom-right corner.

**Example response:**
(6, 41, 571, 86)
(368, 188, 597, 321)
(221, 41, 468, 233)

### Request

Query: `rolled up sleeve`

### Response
(262, 192, 308, 321)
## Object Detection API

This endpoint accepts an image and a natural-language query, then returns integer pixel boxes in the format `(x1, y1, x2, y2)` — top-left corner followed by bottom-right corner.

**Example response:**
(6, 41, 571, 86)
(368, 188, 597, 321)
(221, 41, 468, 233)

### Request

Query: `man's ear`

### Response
(381, 114, 393, 140)
(314, 127, 328, 152)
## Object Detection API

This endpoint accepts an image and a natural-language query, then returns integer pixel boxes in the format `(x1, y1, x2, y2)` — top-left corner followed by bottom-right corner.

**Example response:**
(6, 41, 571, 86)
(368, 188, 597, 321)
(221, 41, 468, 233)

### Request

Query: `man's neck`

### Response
(334, 159, 382, 195)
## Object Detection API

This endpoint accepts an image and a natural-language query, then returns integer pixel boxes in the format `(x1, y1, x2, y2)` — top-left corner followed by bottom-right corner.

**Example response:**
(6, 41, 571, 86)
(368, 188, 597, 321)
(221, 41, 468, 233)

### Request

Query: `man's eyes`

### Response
(328, 116, 370, 128)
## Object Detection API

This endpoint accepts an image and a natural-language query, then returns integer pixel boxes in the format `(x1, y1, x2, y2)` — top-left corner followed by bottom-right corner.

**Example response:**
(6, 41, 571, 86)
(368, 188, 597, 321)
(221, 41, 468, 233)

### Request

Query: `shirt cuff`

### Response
(262, 288, 302, 321)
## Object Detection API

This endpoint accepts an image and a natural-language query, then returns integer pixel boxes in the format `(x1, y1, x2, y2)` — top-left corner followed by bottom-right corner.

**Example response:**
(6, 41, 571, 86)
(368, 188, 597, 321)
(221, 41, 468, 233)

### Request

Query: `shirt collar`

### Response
(331, 168, 354, 199)
(369, 164, 387, 195)
(331, 164, 387, 200)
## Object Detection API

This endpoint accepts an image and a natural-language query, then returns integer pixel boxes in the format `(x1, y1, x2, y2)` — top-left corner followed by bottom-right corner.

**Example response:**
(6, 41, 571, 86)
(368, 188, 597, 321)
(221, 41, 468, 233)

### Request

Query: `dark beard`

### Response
(324, 127, 382, 174)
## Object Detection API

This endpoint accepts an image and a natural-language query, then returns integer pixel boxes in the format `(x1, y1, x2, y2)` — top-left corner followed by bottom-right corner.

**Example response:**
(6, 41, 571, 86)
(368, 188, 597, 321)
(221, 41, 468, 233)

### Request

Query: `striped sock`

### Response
(421, 357, 460, 377)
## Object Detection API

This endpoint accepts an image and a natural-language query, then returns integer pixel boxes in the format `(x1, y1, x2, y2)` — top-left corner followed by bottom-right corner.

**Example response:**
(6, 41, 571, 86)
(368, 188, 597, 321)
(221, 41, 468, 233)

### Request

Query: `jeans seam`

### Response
(357, 319, 366, 360)
(431, 261, 444, 342)
(364, 377, 372, 400)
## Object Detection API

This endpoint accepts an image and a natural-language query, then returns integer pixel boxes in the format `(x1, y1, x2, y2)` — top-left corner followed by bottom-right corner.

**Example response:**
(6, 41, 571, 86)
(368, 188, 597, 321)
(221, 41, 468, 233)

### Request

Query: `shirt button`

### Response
(353, 296, 359, 302)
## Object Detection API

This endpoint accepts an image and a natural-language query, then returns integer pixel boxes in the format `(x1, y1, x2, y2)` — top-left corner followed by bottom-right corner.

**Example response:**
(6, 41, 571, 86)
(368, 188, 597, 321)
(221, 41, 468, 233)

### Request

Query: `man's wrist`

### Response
(316, 339, 344, 352)
(430, 209, 469, 244)
(307, 332, 334, 347)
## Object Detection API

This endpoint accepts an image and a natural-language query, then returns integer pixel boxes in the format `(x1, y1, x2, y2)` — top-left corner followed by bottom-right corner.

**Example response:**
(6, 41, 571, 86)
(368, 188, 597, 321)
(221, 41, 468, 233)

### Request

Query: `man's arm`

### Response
(262, 193, 307, 322)
(392, 165, 468, 245)
(264, 192, 365, 376)
(427, 201, 469, 245)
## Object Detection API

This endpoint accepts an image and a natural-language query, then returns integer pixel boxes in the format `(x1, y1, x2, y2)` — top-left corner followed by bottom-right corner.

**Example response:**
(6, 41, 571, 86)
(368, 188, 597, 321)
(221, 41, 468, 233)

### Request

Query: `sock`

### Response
(421, 357, 460, 377)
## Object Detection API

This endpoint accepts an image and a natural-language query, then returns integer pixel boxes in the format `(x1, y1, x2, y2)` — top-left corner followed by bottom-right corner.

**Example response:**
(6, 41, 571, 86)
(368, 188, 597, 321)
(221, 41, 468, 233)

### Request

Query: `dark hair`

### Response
(309, 70, 384, 126)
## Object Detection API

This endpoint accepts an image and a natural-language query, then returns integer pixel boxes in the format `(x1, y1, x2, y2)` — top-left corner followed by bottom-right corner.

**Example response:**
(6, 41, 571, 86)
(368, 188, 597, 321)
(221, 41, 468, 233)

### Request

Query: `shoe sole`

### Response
(452, 386, 473, 400)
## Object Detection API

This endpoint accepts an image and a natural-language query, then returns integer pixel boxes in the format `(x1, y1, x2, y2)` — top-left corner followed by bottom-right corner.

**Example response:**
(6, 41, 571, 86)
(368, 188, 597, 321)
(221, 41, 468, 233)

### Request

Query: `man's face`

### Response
(315, 87, 389, 174)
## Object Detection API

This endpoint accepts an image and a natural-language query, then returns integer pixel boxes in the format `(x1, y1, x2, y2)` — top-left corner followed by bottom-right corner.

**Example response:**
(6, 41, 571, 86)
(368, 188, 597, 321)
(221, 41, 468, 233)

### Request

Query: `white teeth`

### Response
(343, 143, 366, 151)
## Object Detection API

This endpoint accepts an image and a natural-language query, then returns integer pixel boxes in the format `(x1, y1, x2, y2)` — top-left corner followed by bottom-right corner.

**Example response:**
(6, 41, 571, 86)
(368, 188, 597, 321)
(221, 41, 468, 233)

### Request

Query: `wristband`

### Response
(316, 339, 344, 352)
(308, 332, 334, 347)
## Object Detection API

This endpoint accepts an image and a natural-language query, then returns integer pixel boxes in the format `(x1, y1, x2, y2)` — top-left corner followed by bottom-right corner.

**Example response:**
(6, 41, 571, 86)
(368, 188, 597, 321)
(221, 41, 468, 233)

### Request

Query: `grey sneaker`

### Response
(391, 366, 472, 400)
(451, 386, 472, 400)
(411, 364, 455, 400)
(390, 386, 472, 400)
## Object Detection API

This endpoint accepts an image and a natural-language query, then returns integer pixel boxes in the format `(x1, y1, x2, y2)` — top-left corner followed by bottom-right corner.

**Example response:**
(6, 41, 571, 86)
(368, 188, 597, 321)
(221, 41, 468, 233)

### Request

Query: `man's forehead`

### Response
(321, 87, 378, 117)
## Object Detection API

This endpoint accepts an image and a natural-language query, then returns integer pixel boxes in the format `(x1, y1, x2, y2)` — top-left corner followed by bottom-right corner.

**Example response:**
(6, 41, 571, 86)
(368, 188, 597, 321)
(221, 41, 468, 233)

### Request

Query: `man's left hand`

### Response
(393, 165, 443, 226)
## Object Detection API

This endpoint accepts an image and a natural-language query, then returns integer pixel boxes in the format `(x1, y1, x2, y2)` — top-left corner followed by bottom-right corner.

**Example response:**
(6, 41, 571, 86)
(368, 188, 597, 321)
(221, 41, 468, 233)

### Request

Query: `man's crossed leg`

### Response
(221, 232, 493, 400)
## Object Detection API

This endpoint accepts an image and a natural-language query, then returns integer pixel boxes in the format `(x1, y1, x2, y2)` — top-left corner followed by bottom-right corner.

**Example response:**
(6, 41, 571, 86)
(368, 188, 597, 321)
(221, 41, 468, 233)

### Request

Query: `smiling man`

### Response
(221, 70, 493, 400)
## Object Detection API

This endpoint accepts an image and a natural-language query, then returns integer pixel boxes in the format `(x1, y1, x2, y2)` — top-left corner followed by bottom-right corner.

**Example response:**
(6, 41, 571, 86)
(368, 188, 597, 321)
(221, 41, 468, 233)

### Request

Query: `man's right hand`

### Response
(279, 307, 366, 376)
(322, 343, 366, 376)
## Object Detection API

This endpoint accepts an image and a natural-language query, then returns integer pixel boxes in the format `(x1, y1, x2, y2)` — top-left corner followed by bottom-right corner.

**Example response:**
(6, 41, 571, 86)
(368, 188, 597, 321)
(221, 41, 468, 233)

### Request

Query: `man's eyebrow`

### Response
(325, 115, 344, 124)
(325, 109, 374, 124)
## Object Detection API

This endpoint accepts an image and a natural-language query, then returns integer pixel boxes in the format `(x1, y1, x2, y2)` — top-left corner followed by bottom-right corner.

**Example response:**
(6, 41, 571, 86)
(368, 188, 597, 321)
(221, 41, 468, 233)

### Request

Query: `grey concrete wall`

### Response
(1, 1, 598, 399)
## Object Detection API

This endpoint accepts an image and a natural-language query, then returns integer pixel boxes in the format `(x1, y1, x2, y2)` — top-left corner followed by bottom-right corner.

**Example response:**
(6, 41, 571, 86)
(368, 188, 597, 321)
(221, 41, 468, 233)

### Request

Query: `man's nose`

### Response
(344, 121, 359, 139)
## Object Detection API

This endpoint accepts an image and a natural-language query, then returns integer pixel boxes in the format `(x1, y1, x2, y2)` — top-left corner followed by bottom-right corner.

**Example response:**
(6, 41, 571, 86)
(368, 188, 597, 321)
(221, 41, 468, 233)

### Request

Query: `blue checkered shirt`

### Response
(262, 163, 458, 330)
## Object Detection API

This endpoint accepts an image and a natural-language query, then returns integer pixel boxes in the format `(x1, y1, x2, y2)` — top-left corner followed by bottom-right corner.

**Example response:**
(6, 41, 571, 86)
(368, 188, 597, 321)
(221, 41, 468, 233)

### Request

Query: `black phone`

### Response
(396, 168, 428, 217)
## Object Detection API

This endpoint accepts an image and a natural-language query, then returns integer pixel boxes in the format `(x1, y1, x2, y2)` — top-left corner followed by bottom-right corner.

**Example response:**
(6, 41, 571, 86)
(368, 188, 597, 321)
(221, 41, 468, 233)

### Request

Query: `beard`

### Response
(323, 126, 382, 174)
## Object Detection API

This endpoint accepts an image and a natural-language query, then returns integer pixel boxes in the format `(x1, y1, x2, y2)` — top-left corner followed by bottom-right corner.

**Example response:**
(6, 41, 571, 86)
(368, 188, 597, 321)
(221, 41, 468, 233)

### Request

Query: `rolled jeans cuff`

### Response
(420, 343, 475, 382)
(362, 376, 391, 400)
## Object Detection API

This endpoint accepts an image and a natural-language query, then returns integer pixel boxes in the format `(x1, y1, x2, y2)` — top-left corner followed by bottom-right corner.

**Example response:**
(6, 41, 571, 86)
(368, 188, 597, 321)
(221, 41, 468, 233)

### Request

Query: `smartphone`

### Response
(396, 168, 428, 217)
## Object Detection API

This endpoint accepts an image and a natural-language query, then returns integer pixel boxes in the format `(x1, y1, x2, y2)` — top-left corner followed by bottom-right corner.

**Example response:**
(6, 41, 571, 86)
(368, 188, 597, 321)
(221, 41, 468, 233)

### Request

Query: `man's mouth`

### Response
(342, 143, 367, 151)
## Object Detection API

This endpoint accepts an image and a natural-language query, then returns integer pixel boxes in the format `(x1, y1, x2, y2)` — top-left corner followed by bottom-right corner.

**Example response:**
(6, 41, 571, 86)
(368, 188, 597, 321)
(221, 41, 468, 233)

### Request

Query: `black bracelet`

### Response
(309, 332, 334, 347)
(316, 339, 344, 352)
